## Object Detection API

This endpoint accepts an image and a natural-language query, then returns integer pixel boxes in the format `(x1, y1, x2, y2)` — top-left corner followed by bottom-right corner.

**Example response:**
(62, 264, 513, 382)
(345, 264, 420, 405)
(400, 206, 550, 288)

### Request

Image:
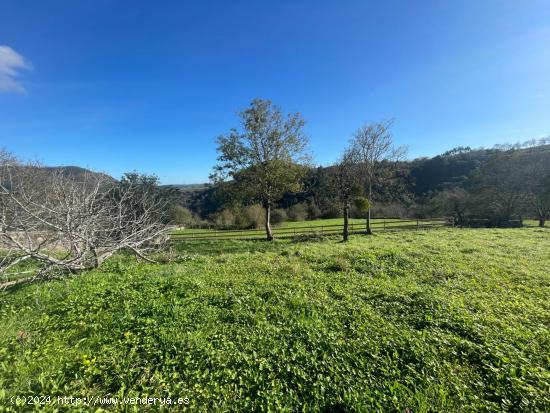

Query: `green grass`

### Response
(1, 228, 549, 411)
(169, 218, 365, 236)
(524, 219, 545, 227)
(279, 217, 369, 228)
(171, 218, 446, 239)
(172, 217, 425, 232)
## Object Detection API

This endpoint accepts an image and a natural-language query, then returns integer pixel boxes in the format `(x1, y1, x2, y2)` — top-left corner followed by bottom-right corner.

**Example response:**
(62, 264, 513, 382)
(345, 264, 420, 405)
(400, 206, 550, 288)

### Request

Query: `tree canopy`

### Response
(211, 99, 309, 240)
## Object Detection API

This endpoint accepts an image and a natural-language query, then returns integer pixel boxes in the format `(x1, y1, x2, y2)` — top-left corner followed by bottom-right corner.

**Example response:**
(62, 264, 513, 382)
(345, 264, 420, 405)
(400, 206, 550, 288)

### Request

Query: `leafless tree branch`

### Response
(0, 151, 169, 281)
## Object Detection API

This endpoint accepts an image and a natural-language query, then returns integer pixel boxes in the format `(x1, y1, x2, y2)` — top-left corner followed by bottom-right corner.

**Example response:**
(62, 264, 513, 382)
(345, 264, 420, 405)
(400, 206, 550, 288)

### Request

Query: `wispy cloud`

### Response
(0, 46, 31, 94)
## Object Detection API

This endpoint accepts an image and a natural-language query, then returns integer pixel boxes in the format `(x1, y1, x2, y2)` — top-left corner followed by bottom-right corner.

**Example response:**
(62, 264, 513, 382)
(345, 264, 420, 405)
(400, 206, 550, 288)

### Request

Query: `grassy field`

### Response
(172, 218, 432, 231)
(171, 218, 446, 239)
(170, 218, 376, 236)
(1, 228, 549, 411)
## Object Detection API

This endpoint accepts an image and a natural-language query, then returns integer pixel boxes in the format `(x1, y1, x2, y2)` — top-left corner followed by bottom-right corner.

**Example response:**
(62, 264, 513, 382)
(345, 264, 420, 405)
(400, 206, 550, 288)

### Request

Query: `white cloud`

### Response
(0, 45, 31, 94)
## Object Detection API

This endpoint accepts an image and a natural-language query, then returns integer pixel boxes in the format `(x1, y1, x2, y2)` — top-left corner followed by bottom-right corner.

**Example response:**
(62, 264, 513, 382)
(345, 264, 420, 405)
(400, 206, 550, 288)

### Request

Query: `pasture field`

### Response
(1, 228, 549, 411)
(170, 218, 447, 240)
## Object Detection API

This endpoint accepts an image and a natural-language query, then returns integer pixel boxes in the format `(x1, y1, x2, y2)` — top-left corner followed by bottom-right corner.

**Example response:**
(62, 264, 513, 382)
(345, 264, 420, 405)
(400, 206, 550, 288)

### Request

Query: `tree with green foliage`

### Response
(351, 120, 405, 234)
(120, 171, 160, 187)
(211, 99, 309, 240)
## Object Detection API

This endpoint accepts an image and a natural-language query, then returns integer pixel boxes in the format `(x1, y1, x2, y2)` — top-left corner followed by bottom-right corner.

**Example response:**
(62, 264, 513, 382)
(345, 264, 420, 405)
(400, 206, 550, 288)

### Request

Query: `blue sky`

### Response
(1, 0, 549, 184)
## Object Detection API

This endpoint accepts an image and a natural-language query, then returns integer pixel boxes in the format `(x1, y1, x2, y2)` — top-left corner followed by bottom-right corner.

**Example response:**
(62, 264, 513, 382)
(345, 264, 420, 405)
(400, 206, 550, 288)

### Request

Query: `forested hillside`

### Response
(170, 141, 549, 227)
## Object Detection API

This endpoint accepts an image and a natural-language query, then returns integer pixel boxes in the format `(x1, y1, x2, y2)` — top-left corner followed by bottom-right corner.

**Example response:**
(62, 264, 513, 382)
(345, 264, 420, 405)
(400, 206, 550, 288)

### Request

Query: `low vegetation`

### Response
(1, 228, 549, 411)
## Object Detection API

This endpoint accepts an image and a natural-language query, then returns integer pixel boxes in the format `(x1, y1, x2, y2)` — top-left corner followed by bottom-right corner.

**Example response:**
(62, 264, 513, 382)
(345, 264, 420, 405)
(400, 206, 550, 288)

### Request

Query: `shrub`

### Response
(307, 202, 322, 220)
(320, 207, 341, 219)
(271, 208, 288, 224)
(288, 203, 308, 221)
(213, 209, 236, 226)
(169, 205, 196, 226)
(243, 204, 265, 228)
(371, 202, 409, 219)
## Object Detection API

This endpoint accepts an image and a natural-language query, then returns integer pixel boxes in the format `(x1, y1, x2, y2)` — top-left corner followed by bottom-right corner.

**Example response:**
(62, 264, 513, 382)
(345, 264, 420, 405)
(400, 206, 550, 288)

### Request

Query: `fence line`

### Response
(171, 218, 450, 241)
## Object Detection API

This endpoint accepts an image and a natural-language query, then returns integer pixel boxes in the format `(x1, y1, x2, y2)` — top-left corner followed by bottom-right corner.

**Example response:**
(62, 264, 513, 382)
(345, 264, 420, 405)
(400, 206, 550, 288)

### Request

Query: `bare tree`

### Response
(432, 187, 471, 225)
(351, 120, 405, 234)
(330, 148, 362, 241)
(211, 99, 309, 240)
(1, 153, 169, 285)
(471, 151, 526, 226)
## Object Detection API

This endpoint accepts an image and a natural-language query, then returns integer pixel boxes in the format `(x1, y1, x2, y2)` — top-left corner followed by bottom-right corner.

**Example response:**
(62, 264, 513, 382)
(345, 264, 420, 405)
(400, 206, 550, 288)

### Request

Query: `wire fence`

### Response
(170, 218, 450, 241)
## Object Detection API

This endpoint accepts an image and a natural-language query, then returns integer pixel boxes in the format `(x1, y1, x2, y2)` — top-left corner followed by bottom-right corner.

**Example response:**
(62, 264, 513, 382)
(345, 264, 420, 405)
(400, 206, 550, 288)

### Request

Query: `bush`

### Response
(307, 202, 322, 220)
(232, 208, 250, 228)
(320, 207, 341, 219)
(270, 208, 288, 224)
(213, 209, 236, 227)
(288, 203, 308, 221)
(370, 202, 409, 219)
(243, 204, 265, 228)
(169, 205, 196, 226)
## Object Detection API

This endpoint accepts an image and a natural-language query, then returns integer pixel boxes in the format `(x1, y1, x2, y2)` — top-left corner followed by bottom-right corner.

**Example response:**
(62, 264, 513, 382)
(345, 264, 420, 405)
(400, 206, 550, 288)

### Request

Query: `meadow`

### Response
(170, 218, 447, 240)
(0, 228, 549, 411)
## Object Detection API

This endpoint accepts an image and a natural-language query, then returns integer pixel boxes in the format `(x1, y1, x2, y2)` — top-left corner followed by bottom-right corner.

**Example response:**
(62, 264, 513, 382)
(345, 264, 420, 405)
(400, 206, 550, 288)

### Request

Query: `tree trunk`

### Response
(366, 182, 373, 235)
(264, 202, 274, 241)
(366, 207, 372, 235)
(343, 205, 349, 242)
(455, 208, 464, 226)
(539, 217, 546, 227)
